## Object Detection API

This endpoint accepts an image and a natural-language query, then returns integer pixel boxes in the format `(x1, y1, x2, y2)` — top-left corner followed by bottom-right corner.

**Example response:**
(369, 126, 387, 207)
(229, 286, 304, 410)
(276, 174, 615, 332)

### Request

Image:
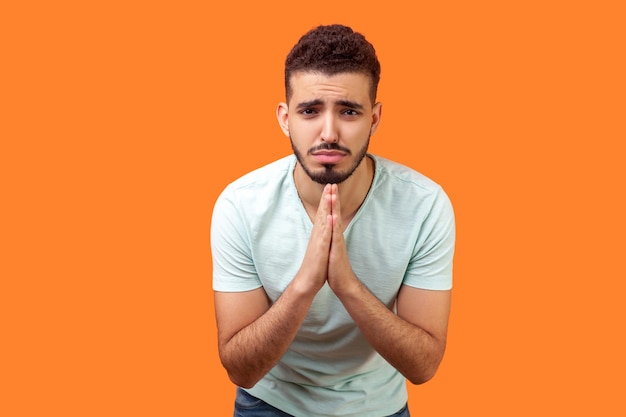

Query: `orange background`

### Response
(2, 1, 625, 415)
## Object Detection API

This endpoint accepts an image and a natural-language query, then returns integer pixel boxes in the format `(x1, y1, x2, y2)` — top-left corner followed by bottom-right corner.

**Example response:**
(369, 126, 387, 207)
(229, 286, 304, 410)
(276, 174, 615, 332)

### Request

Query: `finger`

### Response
(315, 186, 333, 246)
(315, 184, 331, 225)
(330, 184, 342, 230)
(323, 193, 334, 240)
(331, 184, 339, 213)
(332, 213, 343, 243)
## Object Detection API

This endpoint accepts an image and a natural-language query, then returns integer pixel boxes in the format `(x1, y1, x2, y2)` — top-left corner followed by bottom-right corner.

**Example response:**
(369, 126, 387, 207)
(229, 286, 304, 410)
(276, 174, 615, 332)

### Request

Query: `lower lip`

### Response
(312, 154, 346, 164)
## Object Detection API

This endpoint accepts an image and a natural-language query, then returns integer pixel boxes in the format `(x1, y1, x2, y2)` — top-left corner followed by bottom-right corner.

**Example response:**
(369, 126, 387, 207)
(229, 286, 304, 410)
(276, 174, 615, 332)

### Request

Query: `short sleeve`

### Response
(403, 186, 456, 290)
(210, 186, 263, 292)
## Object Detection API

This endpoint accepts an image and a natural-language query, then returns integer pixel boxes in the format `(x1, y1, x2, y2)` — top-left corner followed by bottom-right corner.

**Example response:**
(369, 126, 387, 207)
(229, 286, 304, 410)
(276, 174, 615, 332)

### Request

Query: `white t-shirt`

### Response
(211, 154, 455, 417)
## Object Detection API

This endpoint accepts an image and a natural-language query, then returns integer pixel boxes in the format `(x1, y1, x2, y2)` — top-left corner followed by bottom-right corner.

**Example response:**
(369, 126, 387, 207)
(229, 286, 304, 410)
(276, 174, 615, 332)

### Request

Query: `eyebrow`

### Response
(336, 100, 365, 110)
(295, 99, 324, 110)
(295, 99, 365, 110)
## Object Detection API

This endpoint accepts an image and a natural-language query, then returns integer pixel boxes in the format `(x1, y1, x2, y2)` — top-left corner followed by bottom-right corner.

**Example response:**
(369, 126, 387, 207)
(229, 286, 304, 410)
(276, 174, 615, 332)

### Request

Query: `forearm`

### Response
(218, 280, 316, 388)
(336, 279, 447, 384)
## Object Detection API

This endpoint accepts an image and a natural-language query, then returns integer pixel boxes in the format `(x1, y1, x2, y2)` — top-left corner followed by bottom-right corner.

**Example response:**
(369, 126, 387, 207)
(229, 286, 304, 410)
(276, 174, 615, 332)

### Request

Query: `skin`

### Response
(214, 71, 451, 389)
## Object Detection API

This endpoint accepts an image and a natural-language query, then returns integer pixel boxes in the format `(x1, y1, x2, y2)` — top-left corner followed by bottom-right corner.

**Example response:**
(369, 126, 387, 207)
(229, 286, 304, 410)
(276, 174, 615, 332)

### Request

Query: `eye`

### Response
(342, 109, 360, 117)
(299, 108, 318, 116)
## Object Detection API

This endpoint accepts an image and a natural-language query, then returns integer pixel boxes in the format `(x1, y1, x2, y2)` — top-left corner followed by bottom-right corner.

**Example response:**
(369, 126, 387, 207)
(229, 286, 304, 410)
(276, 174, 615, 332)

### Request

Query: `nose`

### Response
(320, 113, 339, 143)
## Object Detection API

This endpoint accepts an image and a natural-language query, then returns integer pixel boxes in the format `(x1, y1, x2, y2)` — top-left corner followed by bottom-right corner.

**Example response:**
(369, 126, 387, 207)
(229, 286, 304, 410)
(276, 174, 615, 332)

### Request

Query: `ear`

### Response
(370, 102, 382, 135)
(276, 102, 290, 137)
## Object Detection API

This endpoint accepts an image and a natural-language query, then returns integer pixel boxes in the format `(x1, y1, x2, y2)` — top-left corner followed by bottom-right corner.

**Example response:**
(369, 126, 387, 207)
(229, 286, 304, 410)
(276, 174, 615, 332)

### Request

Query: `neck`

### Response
(294, 155, 375, 223)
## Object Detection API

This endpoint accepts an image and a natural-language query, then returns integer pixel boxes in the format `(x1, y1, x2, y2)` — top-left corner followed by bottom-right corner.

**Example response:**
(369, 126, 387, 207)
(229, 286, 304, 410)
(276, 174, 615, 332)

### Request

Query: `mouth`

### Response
(311, 150, 347, 164)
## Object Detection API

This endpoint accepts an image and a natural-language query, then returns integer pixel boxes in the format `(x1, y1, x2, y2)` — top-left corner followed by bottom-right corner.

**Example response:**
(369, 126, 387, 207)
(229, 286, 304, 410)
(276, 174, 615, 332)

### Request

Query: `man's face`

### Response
(277, 72, 382, 185)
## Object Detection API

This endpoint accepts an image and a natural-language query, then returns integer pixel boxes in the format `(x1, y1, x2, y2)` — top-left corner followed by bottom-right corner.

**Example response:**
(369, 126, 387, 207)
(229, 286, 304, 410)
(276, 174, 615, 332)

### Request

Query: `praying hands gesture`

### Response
(296, 183, 358, 296)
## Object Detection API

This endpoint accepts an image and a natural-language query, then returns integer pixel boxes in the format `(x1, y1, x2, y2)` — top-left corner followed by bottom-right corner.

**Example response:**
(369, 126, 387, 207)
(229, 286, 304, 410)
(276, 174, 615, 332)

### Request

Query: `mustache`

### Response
(307, 142, 351, 155)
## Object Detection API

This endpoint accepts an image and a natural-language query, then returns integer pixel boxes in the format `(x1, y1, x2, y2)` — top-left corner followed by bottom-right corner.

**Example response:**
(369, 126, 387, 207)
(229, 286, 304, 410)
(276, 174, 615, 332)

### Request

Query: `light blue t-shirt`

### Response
(211, 154, 455, 417)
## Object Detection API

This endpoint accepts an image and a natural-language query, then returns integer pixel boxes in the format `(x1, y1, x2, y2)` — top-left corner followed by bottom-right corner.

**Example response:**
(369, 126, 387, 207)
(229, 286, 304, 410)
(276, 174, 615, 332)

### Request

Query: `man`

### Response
(211, 24, 455, 417)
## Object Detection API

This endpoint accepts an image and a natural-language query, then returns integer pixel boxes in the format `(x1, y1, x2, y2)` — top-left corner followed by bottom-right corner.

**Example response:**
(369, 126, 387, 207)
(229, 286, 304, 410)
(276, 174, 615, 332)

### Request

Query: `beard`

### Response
(290, 135, 371, 185)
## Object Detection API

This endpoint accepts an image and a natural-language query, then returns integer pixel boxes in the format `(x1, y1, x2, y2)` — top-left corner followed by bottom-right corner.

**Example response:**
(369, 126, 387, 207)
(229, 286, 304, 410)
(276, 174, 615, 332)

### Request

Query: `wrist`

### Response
(329, 271, 362, 299)
(291, 271, 324, 299)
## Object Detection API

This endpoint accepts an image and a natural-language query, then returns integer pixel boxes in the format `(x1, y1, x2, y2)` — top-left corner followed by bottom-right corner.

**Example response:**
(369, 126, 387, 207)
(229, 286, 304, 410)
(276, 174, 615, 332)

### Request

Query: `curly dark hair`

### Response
(284, 24, 381, 104)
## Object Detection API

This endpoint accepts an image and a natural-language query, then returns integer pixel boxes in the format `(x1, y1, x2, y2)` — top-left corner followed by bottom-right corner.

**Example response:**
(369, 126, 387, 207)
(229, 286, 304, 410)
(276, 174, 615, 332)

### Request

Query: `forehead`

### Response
(288, 71, 372, 105)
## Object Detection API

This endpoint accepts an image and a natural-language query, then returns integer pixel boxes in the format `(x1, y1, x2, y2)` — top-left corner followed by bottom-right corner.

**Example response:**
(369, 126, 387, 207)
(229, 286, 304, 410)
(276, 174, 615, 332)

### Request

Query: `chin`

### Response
(307, 165, 355, 185)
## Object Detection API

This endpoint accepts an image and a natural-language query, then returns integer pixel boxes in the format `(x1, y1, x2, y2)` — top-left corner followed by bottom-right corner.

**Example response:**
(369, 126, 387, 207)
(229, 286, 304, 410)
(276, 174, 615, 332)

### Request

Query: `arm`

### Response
(214, 283, 316, 388)
(214, 185, 335, 388)
(332, 281, 450, 384)
(327, 184, 451, 384)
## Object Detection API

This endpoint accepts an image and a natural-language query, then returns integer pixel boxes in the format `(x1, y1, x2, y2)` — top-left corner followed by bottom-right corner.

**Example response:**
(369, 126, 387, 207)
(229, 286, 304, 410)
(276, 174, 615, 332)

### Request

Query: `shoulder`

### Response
(367, 154, 454, 226)
(213, 155, 298, 224)
(370, 154, 448, 198)
(216, 155, 295, 202)
(226, 155, 294, 192)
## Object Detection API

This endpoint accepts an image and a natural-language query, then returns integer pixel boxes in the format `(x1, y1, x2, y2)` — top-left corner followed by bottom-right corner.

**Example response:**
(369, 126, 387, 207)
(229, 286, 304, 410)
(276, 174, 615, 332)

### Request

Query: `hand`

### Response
(327, 184, 358, 295)
(294, 184, 333, 294)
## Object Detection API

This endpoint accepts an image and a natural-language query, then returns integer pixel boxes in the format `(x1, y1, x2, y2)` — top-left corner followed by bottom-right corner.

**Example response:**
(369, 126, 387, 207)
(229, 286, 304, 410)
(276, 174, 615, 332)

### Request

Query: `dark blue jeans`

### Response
(234, 387, 410, 417)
